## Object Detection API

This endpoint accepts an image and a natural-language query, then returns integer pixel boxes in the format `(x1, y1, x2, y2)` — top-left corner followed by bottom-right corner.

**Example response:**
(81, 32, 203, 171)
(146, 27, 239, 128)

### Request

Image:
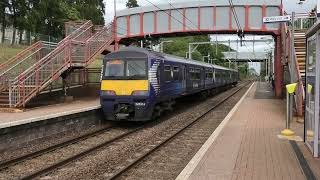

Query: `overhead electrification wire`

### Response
(228, 0, 241, 32)
(228, 0, 244, 38)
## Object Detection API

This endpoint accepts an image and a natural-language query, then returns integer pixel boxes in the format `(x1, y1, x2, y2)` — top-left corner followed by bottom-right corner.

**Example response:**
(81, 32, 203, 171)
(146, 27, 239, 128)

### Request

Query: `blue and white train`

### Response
(100, 47, 238, 121)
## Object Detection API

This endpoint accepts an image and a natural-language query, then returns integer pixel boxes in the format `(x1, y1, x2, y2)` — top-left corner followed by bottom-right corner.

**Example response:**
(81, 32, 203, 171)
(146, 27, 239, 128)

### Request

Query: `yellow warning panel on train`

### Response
(101, 80, 149, 95)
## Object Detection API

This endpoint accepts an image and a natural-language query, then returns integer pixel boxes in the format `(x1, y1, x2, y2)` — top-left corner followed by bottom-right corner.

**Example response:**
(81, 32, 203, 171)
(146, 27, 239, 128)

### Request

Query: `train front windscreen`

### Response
(103, 59, 147, 80)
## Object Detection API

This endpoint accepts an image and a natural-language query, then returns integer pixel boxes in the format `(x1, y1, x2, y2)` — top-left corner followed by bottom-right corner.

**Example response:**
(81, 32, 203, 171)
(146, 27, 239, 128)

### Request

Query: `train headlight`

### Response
(101, 90, 116, 96)
(131, 90, 148, 96)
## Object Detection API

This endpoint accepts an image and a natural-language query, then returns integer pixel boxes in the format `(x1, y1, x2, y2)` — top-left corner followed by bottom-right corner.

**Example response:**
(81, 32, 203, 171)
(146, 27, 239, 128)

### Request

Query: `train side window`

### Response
(173, 66, 180, 81)
(164, 65, 172, 82)
(195, 68, 201, 80)
(206, 70, 213, 79)
(216, 70, 220, 79)
(189, 67, 194, 80)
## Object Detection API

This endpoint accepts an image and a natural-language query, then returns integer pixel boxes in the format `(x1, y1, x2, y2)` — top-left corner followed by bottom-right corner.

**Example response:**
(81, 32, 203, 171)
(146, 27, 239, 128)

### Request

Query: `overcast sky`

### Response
(103, 0, 317, 74)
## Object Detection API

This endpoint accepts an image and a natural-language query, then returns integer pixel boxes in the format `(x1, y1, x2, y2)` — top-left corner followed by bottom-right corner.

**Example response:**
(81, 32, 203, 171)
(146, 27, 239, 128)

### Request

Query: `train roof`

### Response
(117, 46, 237, 72)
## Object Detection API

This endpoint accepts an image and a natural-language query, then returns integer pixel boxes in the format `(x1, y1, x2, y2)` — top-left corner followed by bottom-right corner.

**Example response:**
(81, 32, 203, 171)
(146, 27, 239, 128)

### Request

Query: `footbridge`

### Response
(115, 0, 282, 43)
(222, 52, 269, 62)
(114, 0, 283, 97)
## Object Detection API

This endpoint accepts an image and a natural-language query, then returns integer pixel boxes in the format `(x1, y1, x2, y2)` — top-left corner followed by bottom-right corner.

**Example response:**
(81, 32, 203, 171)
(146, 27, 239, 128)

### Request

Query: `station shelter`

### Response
(305, 20, 320, 157)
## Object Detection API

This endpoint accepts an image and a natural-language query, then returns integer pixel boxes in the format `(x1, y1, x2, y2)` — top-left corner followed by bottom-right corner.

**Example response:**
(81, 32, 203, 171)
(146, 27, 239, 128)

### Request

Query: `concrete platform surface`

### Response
(177, 82, 307, 180)
(0, 98, 100, 129)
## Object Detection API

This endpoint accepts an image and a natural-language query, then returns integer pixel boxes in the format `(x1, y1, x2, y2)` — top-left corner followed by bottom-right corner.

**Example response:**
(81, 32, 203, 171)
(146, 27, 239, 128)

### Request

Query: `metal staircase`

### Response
(0, 20, 114, 108)
(292, 29, 307, 117)
(294, 29, 306, 83)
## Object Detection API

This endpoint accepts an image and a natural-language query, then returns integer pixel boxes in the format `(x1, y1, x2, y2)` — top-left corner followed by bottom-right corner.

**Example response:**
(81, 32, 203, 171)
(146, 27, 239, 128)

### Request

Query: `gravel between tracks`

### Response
(42, 83, 250, 180)
(0, 127, 136, 179)
(0, 121, 113, 163)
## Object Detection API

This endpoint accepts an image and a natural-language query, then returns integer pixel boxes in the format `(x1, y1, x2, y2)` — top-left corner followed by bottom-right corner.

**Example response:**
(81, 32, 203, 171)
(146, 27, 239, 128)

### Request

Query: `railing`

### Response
(0, 41, 42, 73)
(86, 23, 114, 65)
(9, 41, 71, 107)
(0, 41, 57, 92)
(8, 21, 95, 107)
(70, 23, 114, 65)
(6, 20, 113, 107)
(283, 11, 314, 116)
(284, 12, 316, 30)
(293, 13, 317, 30)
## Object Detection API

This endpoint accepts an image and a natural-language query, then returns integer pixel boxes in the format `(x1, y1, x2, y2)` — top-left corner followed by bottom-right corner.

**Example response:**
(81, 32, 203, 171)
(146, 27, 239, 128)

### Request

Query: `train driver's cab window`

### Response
(173, 66, 180, 81)
(164, 65, 172, 82)
(105, 59, 125, 77)
(104, 58, 147, 80)
(127, 60, 147, 78)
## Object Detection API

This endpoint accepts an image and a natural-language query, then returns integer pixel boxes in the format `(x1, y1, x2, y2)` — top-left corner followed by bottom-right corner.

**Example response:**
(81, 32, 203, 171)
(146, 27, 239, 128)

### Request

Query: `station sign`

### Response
(263, 15, 291, 23)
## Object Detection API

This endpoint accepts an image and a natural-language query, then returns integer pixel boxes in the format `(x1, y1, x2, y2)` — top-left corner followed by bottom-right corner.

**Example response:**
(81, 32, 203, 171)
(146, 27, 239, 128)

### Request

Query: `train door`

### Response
(158, 59, 164, 97)
(181, 65, 186, 91)
(201, 67, 205, 88)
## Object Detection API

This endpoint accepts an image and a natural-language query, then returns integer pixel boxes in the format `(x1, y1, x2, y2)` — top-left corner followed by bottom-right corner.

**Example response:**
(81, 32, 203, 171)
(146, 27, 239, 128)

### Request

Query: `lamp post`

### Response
(160, 40, 173, 53)
(114, 0, 118, 50)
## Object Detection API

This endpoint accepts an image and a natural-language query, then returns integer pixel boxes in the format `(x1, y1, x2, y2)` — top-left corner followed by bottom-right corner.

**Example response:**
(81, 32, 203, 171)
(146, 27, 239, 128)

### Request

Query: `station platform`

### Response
(0, 98, 100, 129)
(177, 82, 319, 180)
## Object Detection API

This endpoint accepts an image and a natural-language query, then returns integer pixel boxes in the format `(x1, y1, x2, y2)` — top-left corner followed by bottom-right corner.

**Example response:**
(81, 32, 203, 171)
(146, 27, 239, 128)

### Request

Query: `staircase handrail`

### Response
(288, 21, 305, 116)
(6, 20, 114, 107)
(0, 41, 42, 72)
(0, 41, 58, 77)
(9, 42, 71, 106)
(8, 21, 94, 107)
(85, 23, 114, 65)
(61, 20, 93, 44)
(14, 21, 93, 80)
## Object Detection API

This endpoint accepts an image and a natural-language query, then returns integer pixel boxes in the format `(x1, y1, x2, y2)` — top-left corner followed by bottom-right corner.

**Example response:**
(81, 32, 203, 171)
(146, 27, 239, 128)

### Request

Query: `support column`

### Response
(275, 35, 283, 97)
(115, 41, 119, 51)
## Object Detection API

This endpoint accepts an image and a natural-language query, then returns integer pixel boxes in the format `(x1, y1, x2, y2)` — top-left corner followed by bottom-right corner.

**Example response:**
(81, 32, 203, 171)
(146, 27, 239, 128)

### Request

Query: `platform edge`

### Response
(0, 105, 101, 129)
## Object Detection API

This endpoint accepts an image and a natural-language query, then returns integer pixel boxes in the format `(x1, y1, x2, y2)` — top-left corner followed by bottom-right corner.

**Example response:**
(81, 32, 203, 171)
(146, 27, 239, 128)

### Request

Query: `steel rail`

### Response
(107, 81, 251, 180)
(0, 125, 114, 171)
(20, 125, 146, 180)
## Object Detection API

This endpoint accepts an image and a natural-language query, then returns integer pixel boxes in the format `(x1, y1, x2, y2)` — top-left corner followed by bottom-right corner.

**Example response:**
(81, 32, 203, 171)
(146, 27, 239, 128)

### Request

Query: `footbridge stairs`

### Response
(0, 21, 114, 108)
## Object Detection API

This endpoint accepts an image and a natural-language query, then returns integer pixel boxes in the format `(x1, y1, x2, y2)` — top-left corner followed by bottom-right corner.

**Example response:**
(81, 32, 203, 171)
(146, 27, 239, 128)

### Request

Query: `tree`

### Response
(0, 0, 8, 43)
(0, 0, 106, 44)
(72, 0, 105, 25)
(162, 35, 233, 65)
(126, 0, 139, 8)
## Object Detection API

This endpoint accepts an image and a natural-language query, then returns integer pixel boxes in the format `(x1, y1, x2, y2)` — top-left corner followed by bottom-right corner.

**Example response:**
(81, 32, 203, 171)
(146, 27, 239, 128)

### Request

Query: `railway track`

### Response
(0, 124, 146, 179)
(0, 125, 113, 170)
(0, 82, 250, 179)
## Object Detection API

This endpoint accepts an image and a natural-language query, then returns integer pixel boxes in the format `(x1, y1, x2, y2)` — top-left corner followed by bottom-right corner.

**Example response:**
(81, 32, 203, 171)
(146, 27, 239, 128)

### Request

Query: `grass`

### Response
(0, 44, 25, 64)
